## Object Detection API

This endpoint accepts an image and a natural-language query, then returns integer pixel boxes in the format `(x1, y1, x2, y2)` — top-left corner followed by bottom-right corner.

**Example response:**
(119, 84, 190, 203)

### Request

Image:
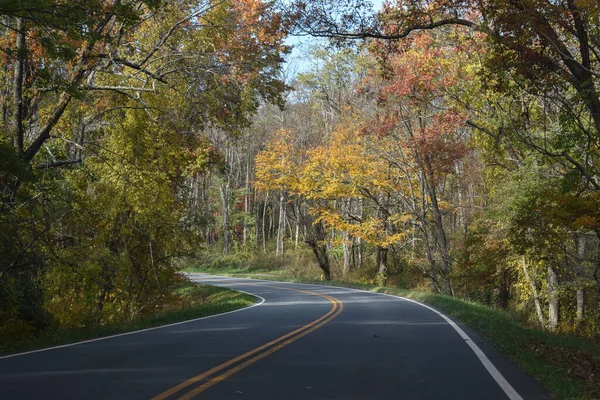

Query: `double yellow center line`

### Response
(152, 285, 343, 400)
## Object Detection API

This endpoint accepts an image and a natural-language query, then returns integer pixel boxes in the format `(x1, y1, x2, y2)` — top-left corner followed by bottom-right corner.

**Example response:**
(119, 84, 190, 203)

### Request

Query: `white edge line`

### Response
(198, 273, 523, 400)
(0, 288, 265, 361)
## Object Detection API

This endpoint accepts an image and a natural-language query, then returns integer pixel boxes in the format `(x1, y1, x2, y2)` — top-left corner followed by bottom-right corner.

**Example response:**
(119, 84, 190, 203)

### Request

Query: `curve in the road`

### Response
(185, 275, 538, 400)
(0, 274, 550, 400)
(324, 285, 524, 400)
(153, 284, 344, 400)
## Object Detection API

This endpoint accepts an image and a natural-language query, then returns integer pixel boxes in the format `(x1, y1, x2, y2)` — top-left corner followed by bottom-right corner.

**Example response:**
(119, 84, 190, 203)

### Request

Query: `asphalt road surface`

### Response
(0, 274, 551, 400)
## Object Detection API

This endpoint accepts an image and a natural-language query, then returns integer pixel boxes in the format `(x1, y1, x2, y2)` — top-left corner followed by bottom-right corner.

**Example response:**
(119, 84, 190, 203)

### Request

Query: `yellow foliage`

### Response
(256, 121, 419, 249)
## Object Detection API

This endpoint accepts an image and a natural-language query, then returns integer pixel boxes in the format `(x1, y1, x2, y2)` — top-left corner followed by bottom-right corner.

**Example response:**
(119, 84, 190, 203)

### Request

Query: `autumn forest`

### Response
(1, 0, 600, 348)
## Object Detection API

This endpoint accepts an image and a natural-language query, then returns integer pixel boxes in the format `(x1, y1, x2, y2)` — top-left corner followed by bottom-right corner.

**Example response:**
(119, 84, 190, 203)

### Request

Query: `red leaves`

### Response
(362, 114, 399, 137)
(409, 110, 469, 174)
(365, 29, 472, 175)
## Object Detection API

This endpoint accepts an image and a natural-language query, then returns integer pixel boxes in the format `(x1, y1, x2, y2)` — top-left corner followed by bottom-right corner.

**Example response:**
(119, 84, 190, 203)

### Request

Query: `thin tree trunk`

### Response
(422, 227, 441, 293)
(276, 191, 286, 257)
(547, 265, 560, 331)
(425, 166, 453, 295)
(575, 234, 586, 325)
(342, 198, 351, 276)
(356, 198, 363, 269)
(356, 237, 363, 269)
(342, 230, 351, 276)
(255, 188, 261, 249)
(295, 204, 300, 249)
(521, 255, 546, 328)
(13, 17, 25, 152)
(498, 268, 511, 309)
(269, 198, 274, 242)
(262, 191, 268, 254)
(243, 159, 250, 247)
(220, 180, 231, 255)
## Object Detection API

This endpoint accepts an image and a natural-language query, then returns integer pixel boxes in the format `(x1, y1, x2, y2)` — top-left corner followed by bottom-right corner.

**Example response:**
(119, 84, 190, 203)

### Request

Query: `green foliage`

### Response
(0, 140, 34, 182)
(0, 282, 255, 356)
(0, 0, 289, 345)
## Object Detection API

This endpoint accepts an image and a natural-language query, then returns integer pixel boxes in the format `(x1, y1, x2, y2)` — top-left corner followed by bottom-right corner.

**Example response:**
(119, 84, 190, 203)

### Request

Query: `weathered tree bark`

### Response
(376, 246, 388, 277)
(306, 221, 331, 280)
(355, 237, 363, 269)
(520, 255, 546, 328)
(547, 265, 560, 331)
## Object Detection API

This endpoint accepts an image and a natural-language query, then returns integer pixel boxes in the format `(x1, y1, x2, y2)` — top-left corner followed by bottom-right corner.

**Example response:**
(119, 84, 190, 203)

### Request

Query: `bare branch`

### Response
(36, 158, 82, 169)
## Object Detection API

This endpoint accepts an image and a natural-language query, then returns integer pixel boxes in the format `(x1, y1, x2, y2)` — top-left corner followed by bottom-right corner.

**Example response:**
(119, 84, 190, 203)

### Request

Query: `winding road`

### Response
(0, 274, 550, 399)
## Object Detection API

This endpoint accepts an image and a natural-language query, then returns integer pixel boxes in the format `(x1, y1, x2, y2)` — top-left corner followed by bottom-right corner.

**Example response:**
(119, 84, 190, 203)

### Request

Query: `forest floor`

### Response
(187, 263, 600, 400)
(0, 283, 256, 357)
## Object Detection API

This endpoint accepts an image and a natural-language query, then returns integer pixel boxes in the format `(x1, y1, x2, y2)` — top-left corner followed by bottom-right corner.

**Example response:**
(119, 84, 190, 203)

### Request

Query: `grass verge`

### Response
(188, 265, 600, 400)
(0, 283, 256, 357)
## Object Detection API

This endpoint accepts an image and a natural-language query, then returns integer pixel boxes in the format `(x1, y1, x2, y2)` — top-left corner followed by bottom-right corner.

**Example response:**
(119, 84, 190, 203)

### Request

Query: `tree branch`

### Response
(306, 17, 478, 40)
(36, 158, 82, 169)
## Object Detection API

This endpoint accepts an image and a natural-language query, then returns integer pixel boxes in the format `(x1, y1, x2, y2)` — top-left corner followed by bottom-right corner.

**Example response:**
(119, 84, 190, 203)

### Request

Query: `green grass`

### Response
(0, 283, 256, 357)
(188, 265, 600, 400)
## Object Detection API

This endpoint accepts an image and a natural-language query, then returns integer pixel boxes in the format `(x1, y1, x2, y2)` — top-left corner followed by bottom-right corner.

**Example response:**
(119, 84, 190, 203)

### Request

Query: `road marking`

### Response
(152, 285, 342, 400)
(206, 276, 524, 400)
(379, 294, 524, 400)
(179, 297, 343, 399)
(0, 289, 265, 361)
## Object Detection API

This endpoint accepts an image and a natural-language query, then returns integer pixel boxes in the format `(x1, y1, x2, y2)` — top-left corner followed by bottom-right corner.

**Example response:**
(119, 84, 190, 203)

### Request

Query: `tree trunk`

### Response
(355, 198, 364, 269)
(262, 191, 268, 254)
(254, 188, 261, 249)
(341, 198, 351, 276)
(520, 255, 546, 328)
(498, 268, 511, 309)
(276, 191, 287, 257)
(575, 234, 586, 325)
(220, 180, 231, 255)
(422, 228, 441, 293)
(269, 199, 274, 242)
(547, 265, 559, 331)
(425, 166, 453, 296)
(342, 230, 351, 276)
(13, 17, 25, 152)
(243, 159, 250, 247)
(306, 222, 331, 280)
(376, 246, 388, 285)
(356, 237, 363, 269)
(295, 205, 300, 249)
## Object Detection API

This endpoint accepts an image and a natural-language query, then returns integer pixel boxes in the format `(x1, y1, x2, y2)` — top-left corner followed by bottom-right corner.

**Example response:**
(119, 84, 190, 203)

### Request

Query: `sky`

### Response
(284, 0, 384, 76)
